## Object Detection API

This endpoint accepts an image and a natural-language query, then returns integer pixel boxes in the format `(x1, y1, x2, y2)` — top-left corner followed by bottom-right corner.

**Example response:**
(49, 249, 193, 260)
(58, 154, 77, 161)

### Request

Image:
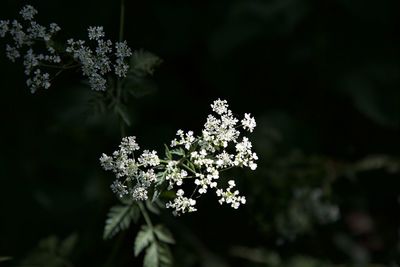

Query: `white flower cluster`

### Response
(216, 180, 246, 209)
(66, 27, 132, 91)
(165, 189, 197, 216)
(100, 99, 258, 216)
(0, 5, 61, 93)
(100, 136, 160, 201)
(0, 5, 132, 93)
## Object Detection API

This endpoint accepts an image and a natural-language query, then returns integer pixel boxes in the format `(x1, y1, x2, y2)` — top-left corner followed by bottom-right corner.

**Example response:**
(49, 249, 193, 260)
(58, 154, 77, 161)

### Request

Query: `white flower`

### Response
(49, 23, 61, 34)
(120, 136, 140, 152)
(5, 44, 20, 62)
(111, 180, 128, 198)
(166, 189, 197, 216)
(141, 169, 157, 185)
(114, 41, 131, 77)
(20, 5, 37, 21)
(211, 98, 229, 115)
(139, 150, 160, 167)
(26, 69, 50, 93)
(0, 20, 9, 37)
(115, 41, 132, 58)
(100, 99, 257, 215)
(132, 186, 148, 201)
(88, 26, 104, 40)
(241, 113, 256, 132)
(100, 153, 113, 170)
(171, 129, 195, 150)
(165, 161, 188, 187)
(216, 180, 246, 209)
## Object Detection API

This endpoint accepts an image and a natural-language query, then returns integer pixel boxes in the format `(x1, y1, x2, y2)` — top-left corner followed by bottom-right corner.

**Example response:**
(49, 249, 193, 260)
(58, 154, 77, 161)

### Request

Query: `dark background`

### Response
(1, 0, 400, 266)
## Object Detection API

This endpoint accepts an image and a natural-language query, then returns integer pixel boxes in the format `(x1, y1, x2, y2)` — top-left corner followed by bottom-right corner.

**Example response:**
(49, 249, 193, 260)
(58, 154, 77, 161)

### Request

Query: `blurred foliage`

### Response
(1, 0, 400, 266)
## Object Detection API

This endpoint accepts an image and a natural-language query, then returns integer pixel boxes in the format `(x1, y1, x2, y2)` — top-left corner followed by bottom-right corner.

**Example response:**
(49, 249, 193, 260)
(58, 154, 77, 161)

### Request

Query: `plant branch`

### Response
(138, 202, 153, 229)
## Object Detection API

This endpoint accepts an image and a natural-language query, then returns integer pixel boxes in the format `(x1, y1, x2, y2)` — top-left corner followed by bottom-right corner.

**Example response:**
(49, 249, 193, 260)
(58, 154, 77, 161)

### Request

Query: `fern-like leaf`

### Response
(143, 243, 158, 267)
(134, 225, 154, 257)
(103, 204, 139, 240)
(158, 243, 173, 267)
(154, 225, 175, 244)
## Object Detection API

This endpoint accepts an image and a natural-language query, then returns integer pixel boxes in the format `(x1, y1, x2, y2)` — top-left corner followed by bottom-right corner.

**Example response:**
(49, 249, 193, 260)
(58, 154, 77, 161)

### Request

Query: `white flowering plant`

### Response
(0, 4, 162, 131)
(0, 4, 258, 267)
(99, 99, 258, 266)
(100, 99, 257, 215)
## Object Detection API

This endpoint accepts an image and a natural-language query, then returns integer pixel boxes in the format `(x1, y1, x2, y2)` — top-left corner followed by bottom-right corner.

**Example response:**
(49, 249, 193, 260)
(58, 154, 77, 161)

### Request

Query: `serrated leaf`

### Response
(154, 225, 175, 244)
(134, 225, 154, 257)
(143, 243, 158, 267)
(158, 243, 173, 267)
(171, 148, 185, 156)
(156, 171, 167, 185)
(164, 144, 172, 160)
(104, 204, 139, 240)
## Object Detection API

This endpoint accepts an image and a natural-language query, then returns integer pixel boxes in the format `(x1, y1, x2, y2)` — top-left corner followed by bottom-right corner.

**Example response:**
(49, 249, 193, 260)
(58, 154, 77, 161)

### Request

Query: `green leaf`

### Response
(164, 144, 172, 160)
(134, 225, 154, 257)
(151, 189, 161, 202)
(158, 243, 173, 267)
(171, 148, 185, 156)
(156, 171, 167, 185)
(146, 200, 160, 215)
(130, 50, 162, 76)
(59, 233, 78, 257)
(143, 243, 158, 267)
(154, 225, 175, 244)
(104, 204, 139, 240)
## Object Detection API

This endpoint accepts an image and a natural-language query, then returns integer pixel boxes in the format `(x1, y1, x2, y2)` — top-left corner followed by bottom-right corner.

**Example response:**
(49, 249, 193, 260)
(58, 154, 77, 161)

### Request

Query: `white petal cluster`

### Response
(241, 113, 256, 132)
(171, 130, 195, 149)
(0, 6, 61, 93)
(166, 189, 197, 216)
(19, 5, 37, 21)
(66, 27, 132, 91)
(165, 161, 188, 187)
(216, 180, 246, 209)
(100, 99, 258, 216)
(0, 5, 132, 93)
(100, 136, 161, 200)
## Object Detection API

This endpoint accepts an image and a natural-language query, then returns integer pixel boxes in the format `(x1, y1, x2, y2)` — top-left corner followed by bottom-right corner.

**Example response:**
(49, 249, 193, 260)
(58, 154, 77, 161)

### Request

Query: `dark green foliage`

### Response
(134, 225, 154, 256)
(19, 235, 77, 267)
(104, 204, 140, 240)
(134, 224, 174, 267)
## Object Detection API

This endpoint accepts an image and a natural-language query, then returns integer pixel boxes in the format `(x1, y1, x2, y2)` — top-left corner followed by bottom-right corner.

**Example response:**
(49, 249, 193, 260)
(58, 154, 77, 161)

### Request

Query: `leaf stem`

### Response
(138, 202, 153, 229)
(115, 0, 127, 135)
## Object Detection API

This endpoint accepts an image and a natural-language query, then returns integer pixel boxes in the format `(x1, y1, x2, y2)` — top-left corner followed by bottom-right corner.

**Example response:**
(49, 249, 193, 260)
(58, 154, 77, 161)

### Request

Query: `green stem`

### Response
(119, 0, 125, 42)
(181, 163, 196, 175)
(39, 63, 80, 70)
(115, 0, 126, 135)
(138, 202, 153, 229)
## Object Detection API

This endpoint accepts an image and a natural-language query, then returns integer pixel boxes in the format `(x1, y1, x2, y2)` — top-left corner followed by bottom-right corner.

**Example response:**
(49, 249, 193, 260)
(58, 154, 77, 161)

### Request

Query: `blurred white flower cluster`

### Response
(100, 99, 258, 216)
(66, 27, 131, 91)
(0, 5, 132, 93)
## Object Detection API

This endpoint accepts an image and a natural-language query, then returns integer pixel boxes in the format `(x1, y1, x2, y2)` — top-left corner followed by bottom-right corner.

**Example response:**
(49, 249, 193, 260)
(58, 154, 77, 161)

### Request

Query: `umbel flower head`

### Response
(0, 5, 132, 93)
(100, 99, 258, 216)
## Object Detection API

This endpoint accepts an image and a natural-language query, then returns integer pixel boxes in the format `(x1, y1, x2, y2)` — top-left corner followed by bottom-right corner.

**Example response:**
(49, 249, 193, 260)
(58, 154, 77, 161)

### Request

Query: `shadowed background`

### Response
(1, 0, 400, 266)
